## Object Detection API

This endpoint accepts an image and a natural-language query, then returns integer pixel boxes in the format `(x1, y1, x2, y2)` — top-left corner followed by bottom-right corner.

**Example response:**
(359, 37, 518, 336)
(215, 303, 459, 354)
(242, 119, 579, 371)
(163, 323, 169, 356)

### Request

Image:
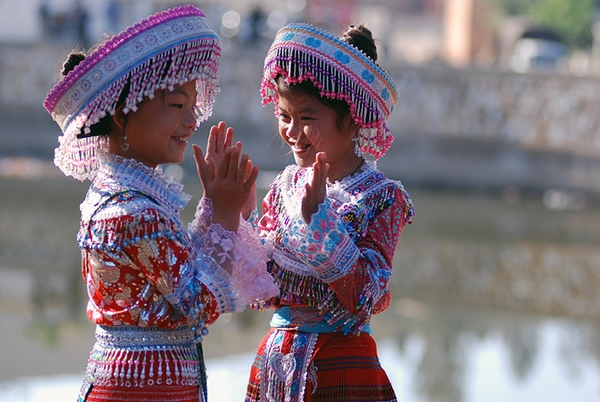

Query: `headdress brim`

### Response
(261, 23, 398, 159)
(43, 5, 221, 180)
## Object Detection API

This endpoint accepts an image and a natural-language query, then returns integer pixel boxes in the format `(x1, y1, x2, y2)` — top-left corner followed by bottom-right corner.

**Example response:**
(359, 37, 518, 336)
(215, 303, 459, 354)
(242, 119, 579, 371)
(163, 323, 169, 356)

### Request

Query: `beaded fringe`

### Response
(260, 23, 398, 159)
(45, 5, 222, 182)
(55, 40, 219, 182)
(82, 326, 201, 393)
(265, 260, 329, 306)
(87, 346, 199, 388)
(259, 261, 371, 335)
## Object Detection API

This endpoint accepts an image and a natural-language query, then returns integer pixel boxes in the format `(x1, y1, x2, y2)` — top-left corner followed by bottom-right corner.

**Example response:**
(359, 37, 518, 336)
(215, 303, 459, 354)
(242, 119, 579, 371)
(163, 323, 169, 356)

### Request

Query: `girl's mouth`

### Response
(291, 142, 311, 151)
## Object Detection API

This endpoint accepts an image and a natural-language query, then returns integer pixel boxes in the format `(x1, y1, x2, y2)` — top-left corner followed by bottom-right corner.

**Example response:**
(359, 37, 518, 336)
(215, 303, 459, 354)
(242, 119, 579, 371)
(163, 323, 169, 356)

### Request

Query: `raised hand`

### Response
(194, 144, 259, 233)
(205, 121, 236, 169)
(302, 152, 329, 223)
(204, 121, 257, 220)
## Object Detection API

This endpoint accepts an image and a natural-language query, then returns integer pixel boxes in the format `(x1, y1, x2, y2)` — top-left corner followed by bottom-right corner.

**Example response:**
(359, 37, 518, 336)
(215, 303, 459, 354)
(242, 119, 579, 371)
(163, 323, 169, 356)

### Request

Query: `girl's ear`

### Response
(111, 104, 127, 132)
(343, 112, 360, 136)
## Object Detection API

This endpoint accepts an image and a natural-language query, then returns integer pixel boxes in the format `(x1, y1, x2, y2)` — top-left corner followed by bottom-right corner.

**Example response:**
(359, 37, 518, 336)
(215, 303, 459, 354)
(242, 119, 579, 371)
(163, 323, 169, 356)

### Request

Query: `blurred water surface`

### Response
(1, 162, 600, 402)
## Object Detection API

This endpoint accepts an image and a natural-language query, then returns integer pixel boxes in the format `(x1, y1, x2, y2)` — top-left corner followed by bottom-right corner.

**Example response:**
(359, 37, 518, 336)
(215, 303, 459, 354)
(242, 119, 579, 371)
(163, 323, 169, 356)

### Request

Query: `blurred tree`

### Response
(496, 0, 529, 15)
(494, 0, 595, 50)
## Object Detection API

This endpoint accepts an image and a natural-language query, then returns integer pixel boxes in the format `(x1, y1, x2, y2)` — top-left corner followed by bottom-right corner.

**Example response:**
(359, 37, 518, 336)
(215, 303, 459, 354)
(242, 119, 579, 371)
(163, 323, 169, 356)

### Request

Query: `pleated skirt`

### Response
(85, 384, 200, 402)
(245, 328, 397, 402)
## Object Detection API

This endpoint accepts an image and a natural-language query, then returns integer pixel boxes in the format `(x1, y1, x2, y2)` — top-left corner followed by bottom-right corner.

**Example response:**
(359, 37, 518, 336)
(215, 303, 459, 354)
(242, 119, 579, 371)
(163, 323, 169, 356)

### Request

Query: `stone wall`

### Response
(2, 43, 600, 193)
(389, 66, 600, 158)
(4, 43, 600, 155)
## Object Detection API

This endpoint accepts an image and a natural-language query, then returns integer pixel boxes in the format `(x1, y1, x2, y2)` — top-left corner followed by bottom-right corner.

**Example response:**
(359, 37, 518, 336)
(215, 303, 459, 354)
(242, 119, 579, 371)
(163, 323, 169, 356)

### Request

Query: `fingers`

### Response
(245, 163, 260, 189)
(244, 156, 254, 180)
(237, 153, 250, 182)
(213, 145, 258, 190)
(311, 152, 328, 190)
(214, 146, 246, 180)
(207, 121, 235, 157)
(206, 124, 219, 157)
(227, 146, 241, 178)
(193, 144, 206, 175)
(224, 125, 235, 149)
(194, 144, 214, 189)
(236, 152, 259, 181)
(301, 152, 328, 223)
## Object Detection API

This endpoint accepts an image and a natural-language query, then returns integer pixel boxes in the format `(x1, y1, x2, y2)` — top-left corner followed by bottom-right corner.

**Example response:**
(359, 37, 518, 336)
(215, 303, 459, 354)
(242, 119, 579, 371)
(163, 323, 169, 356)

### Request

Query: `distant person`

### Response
(72, 1, 89, 47)
(244, 23, 415, 401)
(106, 0, 121, 32)
(38, 1, 53, 37)
(106, 0, 123, 32)
(248, 6, 266, 44)
(43, 5, 277, 401)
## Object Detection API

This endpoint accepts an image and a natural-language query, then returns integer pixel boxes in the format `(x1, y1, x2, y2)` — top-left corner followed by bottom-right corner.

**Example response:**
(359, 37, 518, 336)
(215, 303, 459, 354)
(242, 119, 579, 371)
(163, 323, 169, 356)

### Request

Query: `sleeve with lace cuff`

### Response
(189, 197, 279, 307)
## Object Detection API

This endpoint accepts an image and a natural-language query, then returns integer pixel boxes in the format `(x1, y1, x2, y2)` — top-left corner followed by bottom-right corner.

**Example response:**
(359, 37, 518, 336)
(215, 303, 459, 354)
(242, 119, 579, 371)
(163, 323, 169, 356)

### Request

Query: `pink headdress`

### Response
(43, 5, 221, 181)
(261, 23, 398, 159)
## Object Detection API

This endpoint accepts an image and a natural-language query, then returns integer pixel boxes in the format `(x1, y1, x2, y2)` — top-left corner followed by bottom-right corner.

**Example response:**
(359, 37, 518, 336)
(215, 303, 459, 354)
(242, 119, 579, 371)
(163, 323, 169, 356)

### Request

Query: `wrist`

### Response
(241, 207, 253, 221)
(212, 210, 239, 233)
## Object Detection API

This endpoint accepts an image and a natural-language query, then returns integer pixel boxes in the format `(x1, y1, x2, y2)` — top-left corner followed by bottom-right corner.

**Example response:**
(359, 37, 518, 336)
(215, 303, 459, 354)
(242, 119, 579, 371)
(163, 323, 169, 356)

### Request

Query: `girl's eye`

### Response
(173, 104, 183, 109)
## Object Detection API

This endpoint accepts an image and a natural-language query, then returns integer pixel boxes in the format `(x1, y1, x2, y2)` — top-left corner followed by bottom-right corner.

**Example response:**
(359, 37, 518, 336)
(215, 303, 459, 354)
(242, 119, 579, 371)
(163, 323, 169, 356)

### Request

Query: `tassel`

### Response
(197, 343, 208, 402)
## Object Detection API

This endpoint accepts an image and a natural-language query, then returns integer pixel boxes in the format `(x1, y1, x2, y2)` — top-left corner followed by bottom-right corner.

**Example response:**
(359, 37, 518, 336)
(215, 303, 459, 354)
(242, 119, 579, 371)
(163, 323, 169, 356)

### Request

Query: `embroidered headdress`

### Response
(43, 5, 221, 181)
(261, 23, 398, 159)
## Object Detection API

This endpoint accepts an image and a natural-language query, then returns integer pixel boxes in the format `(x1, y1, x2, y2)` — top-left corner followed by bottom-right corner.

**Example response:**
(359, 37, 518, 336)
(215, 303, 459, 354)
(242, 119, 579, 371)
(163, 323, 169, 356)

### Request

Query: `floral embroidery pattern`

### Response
(258, 162, 414, 335)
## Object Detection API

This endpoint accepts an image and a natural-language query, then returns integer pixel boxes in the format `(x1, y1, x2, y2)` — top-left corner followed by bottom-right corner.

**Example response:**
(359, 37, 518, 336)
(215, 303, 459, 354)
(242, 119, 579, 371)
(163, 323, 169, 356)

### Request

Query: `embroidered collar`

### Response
(94, 152, 192, 212)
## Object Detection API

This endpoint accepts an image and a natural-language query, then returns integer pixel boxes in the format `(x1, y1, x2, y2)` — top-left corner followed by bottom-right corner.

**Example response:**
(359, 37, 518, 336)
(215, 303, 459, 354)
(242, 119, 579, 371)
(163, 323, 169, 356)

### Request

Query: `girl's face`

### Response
(112, 80, 198, 168)
(277, 91, 358, 181)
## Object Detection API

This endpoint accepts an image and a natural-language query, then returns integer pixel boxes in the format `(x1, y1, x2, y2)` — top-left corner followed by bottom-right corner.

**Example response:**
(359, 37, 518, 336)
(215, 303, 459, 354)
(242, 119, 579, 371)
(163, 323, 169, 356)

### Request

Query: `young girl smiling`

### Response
(43, 6, 277, 401)
(245, 23, 415, 401)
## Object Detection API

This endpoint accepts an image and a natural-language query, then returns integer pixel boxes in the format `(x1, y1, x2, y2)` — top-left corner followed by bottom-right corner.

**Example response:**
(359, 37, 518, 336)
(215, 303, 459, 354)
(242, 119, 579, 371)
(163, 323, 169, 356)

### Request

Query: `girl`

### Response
(43, 6, 277, 402)
(245, 23, 415, 401)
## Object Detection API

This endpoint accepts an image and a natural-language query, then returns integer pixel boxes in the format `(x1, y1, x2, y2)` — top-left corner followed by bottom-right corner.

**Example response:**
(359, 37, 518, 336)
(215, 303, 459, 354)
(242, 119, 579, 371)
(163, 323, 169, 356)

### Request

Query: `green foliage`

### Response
(494, 0, 596, 49)
(496, 0, 530, 15)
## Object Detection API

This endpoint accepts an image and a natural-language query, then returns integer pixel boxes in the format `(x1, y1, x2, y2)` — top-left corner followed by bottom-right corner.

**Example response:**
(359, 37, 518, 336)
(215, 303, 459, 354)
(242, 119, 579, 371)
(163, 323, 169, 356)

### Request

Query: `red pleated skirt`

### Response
(85, 384, 199, 401)
(245, 329, 397, 402)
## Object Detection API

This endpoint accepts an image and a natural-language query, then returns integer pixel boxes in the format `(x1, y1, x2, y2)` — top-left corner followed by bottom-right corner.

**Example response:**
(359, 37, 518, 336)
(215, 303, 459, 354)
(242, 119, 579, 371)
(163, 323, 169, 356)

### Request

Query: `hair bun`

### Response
(341, 24, 377, 61)
(61, 52, 86, 76)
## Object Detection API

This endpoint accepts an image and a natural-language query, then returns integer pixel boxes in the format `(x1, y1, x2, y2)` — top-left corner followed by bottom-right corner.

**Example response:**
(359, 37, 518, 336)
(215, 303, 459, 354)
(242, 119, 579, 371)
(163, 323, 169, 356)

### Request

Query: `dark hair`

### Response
(61, 50, 129, 138)
(276, 24, 378, 131)
(61, 52, 86, 76)
(340, 24, 378, 62)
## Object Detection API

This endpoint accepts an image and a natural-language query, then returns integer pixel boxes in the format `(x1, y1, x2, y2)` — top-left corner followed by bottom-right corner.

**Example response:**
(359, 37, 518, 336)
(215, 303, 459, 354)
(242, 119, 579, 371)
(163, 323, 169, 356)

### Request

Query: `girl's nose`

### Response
(183, 107, 197, 129)
(285, 120, 300, 139)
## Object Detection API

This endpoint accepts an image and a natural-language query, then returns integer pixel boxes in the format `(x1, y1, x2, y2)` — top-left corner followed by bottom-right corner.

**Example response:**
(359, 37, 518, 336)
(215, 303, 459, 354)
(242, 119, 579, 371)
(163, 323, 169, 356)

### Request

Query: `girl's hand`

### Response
(205, 121, 237, 169)
(194, 144, 259, 232)
(241, 162, 257, 220)
(205, 121, 257, 220)
(302, 152, 329, 223)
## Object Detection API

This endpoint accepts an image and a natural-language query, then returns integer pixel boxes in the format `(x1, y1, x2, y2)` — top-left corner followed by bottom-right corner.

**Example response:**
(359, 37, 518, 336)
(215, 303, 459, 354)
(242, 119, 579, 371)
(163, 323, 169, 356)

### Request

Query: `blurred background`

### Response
(1, 0, 600, 401)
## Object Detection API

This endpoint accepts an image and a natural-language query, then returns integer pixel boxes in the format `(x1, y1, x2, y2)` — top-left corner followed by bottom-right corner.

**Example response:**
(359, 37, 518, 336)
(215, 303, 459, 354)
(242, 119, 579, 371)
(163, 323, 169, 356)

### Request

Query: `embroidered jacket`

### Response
(79, 154, 277, 331)
(258, 162, 414, 335)
(76, 154, 278, 398)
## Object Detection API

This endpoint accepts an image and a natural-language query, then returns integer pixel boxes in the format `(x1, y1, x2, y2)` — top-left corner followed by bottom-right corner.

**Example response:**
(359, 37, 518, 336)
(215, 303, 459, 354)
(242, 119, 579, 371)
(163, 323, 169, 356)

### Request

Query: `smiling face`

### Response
(110, 80, 198, 168)
(276, 89, 361, 182)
